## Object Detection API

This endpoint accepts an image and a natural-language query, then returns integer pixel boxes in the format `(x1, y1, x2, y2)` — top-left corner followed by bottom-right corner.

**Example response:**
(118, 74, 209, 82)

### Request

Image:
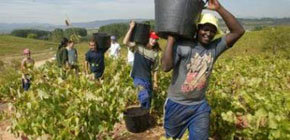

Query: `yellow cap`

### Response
(198, 13, 224, 40)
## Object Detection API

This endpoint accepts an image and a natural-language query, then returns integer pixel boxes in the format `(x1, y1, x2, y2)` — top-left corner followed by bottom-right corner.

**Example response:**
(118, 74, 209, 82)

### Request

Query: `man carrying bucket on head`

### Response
(161, 0, 245, 139)
(85, 38, 109, 81)
(123, 21, 160, 110)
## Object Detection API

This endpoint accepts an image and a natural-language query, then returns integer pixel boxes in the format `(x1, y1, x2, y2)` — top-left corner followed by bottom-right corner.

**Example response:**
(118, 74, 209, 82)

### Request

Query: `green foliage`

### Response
(2, 54, 288, 139)
(0, 35, 57, 61)
(64, 28, 88, 43)
(26, 33, 37, 39)
(207, 55, 290, 140)
(252, 26, 265, 31)
(11, 29, 50, 40)
(98, 23, 129, 39)
(64, 28, 87, 38)
(7, 59, 137, 139)
(262, 26, 290, 55)
(143, 20, 156, 31)
(50, 28, 64, 42)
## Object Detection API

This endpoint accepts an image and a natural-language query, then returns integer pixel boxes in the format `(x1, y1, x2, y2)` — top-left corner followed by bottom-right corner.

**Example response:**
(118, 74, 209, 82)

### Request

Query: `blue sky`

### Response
(0, 0, 289, 24)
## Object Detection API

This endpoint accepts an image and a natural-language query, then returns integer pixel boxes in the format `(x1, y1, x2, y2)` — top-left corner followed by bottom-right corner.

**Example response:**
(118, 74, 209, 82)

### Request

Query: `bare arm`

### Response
(153, 72, 158, 89)
(161, 36, 176, 72)
(208, 0, 245, 47)
(122, 21, 135, 46)
(84, 61, 89, 74)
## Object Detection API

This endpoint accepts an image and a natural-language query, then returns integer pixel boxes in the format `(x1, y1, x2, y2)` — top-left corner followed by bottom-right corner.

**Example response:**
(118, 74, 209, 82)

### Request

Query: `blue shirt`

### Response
(85, 49, 105, 75)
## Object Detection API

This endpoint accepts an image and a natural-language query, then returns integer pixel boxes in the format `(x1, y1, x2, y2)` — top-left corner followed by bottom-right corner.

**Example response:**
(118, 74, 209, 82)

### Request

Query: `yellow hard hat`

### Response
(197, 13, 224, 40)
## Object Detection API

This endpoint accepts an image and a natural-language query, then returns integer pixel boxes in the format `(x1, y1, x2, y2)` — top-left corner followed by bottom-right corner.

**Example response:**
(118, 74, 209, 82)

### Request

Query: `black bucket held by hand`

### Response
(155, 0, 207, 39)
(123, 106, 150, 133)
(92, 33, 111, 49)
(130, 23, 151, 45)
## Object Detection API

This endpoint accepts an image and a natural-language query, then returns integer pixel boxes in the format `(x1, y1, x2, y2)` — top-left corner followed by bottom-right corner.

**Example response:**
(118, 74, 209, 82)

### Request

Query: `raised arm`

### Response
(208, 0, 245, 47)
(122, 21, 135, 46)
(161, 35, 176, 72)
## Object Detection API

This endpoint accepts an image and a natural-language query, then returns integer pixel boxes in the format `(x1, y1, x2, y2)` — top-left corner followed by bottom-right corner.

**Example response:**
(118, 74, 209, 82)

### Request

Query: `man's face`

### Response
(197, 23, 217, 45)
(68, 42, 74, 48)
(149, 38, 158, 47)
(89, 42, 96, 49)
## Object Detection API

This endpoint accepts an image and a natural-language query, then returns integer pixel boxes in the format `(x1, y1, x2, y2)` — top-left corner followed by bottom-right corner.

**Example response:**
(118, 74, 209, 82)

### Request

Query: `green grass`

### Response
(0, 35, 57, 62)
(222, 26, 290, 58)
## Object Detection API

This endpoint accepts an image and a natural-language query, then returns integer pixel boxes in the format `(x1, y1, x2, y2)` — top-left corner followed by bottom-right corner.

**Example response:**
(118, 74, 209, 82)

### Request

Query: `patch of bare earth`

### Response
(0, 103, 20, 140)
(112, 120, 165, 140)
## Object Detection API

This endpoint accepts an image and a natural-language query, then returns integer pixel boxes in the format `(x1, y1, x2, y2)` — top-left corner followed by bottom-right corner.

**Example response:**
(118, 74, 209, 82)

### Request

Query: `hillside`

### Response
(0, 35, 57, 62)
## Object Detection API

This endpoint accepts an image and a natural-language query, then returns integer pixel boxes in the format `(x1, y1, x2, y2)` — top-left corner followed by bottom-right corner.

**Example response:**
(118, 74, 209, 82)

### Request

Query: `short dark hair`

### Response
(68, 40, 74, 44)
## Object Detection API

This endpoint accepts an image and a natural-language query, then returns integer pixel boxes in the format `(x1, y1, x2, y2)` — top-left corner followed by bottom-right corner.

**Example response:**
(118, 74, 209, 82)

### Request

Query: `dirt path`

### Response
(34, 57, 55, 68)
(114, 123, 165, 140)
(1, 51, 55, 67)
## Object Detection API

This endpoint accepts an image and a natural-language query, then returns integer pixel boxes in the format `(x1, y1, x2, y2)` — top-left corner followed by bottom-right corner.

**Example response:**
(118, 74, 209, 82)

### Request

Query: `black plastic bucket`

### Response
(123, 106, 150, 133)
(130, 23, 151, 45)
(155, 0, 207, 39)
(92, 33, 111, 49)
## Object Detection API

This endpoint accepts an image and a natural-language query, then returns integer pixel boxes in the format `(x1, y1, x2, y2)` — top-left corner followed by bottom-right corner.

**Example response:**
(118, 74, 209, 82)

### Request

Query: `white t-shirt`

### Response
(109, 42, 121, 58)
(127, 48, 134, 64)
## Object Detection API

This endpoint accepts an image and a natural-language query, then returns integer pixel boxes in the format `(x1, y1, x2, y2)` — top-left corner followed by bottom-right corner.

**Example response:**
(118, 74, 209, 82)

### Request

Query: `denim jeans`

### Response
(133, 78, 152, 110)
(22, 78, 31, 91)
(164, 98, 211, 140)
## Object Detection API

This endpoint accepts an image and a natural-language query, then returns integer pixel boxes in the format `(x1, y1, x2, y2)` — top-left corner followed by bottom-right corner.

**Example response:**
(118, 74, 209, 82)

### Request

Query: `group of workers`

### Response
(20, 0, 245, 139)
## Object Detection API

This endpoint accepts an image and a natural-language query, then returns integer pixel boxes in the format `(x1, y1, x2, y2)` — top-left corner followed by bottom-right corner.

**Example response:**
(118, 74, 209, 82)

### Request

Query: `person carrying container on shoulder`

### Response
(21, 49, 35, 91)
(85, 38, 109, 81)
(66, 40, 79, 75)
(161, 0, 245, 139)
(123, 20, 160, 110)
(109, 35, 121, 59)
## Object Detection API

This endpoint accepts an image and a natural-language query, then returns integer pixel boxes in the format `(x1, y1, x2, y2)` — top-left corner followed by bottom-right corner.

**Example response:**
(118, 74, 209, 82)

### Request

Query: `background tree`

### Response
(50, 28, 64, 42)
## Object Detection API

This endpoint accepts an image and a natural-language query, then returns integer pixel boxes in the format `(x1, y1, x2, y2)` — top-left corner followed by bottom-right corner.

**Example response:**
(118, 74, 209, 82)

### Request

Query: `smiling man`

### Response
(161, 0, 245, 139)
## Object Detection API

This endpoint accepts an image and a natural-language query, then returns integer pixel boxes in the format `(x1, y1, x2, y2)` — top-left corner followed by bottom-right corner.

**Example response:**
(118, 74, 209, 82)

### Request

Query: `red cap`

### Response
(150, 32, 159, 40)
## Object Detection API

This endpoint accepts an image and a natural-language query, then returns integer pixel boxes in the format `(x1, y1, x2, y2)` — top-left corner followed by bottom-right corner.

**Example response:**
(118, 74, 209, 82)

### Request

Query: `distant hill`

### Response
(0, 23, 58, 33)
(218, 18, 290, 31)
(0, 19, 147, 33)
(1, 18, 290, 34)
(72, 19, 146, 28)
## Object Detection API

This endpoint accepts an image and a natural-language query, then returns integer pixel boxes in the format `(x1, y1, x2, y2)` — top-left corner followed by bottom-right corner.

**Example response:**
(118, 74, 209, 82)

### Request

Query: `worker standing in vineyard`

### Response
(66, 40, 79, 76)
(109, 35, 121, 59)
(85, 38, 109, 81)
(123, 21, 160, 110)
(161, 0, 245, 139)
(56, 38, 69, 79)
(21, 49, 35, 91)
(56, 38, 69, 68)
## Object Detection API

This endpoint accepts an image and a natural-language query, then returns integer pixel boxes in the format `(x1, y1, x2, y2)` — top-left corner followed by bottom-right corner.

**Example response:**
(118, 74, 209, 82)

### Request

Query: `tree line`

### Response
(11, 28, 87, 42)
(10, 20, 155, 42)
